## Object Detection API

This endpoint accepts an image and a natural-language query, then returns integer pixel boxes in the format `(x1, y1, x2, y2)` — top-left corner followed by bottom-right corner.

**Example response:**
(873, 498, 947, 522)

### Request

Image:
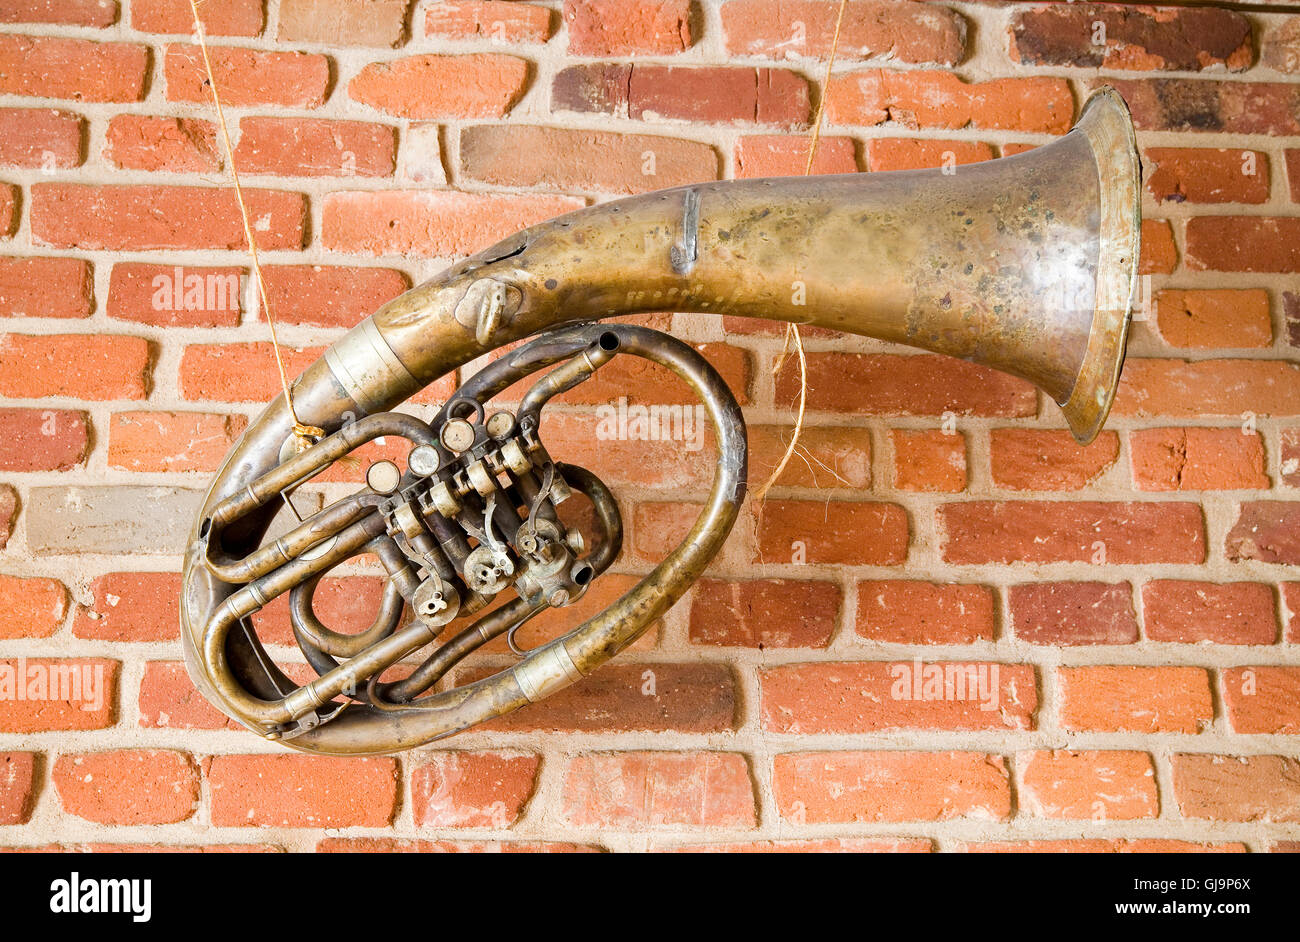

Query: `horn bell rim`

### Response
(1059, 85, 1142, 445)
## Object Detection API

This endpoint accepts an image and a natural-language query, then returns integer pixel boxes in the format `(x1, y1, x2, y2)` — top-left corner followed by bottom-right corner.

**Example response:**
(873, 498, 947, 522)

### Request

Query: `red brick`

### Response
(278, 0, 410, 47)
(1289, 584, 1300, 644)
(1011, 5, 1251, 72)
(0, 575, 66, 639)
(322, 190, 582, 257)
(350, 54, 528, 119)
(104, 114, 219, 173)
(0, 184, 13, 230)
(54, 750, 197, 825)
(460, 125, 717, 195)
(72, 572, 182, 642)
(691, 578, 838, 647)
(723, 0, 964, 64)
(748, 424, 872, 490)
(519, 340, 750, 407)
(1281, 428, 1300, 488)
(856, 581, 994, 645)
(0, 333, 150, 400)
(1059, 666, 1213, 733)
(1222, 667, 1300, 734)
(410, 752, 540, 827)
(0, 658, 117, 731)
(165, 44, 330, 108)
(180, 343, 323, 403)
(1140, 218, 1177, 274)
(1173, 754, 1300, 823)
(482, 584, 650, 652)
(81, 843, 279, 853)
(1285, 441, 1300, 513)
(1227, 502, 1300, 565)
(1009, 582, 1136, 646)
(1153, 288, 1271, 349)
(1143, 581, 1277, 645)
(0, 35, 146, 102)
(534, 411, 713, 489)
(485, 573, 657, 654)
(0, 753, 38, 825)
(562, 752, 755, 829)
(132, 0, 263, 35)
(667, 838, 932, 853)
(0, 0, 117, 26)
(1019, 751, 1157, 820)
(1109, 79, 1300, 136)
(991, 428, 1118, 491)
(107, 263, 241, 328)
(565, 0, 690, 55)
(139, 661, 235, 730)
(761, 662, 1036, 734)
(1263, 18, 1300, 74)
(207, 755, 398, 827)
(0, 185, 13, 237)
(476, 663, 736, 733)
(777, 353, 1036, 418)
(1115, 359, 1300, 419)
(1131, 427, 1268, 492)
(631, 500, 704, 562)
(1000, 142, 1037, 158)
(865, 138, 993, 172)
(426, 1, 552, 43)
(0, 485, 13, 549)
(261, 264, 408, 328)
(774, 751, 1010, 823)
(318, 837, 597, 853)
(954, 838, 1236, 853)
(249, 574, 388, 648)
(891, 428, 965, 492)
(108, 410, 247, 473)
(234, 117, 396, 178)
(939, 500, 1204, 565)
(1146, 148, 1269, 205)
(827, 70, 1072, 134)
(32, 184, 306, 251)
(1288, 150, 1300, 203)
(0, 108, 83, 168)
(734, 134, 856, 177)
(1187, 217, 1300, 273)
(553, 64, 810, 129)
(754, 499, 908, 565)
(0, 408, 88, 472)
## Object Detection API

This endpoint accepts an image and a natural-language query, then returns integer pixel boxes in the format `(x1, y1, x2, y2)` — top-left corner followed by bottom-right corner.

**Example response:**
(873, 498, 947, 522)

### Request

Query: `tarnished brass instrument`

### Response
(181, 88, 1141, 754)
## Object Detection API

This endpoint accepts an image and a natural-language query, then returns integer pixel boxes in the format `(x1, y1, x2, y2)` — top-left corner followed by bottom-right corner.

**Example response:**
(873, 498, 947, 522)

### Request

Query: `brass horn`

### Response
(180, 87, 1141, 754)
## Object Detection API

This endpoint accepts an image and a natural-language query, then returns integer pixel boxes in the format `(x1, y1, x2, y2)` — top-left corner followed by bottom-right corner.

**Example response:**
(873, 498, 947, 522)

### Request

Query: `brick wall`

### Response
(1, 0, 1298, 853)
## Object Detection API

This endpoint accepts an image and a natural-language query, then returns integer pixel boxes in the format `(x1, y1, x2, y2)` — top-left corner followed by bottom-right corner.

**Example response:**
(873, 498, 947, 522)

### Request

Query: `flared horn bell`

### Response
(1033, 86, 1142, 442)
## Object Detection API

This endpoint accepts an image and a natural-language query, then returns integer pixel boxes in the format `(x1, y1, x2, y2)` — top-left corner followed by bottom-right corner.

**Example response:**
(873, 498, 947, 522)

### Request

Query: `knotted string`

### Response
(753, 0, 848, 503)
(187, 1, 323, 448)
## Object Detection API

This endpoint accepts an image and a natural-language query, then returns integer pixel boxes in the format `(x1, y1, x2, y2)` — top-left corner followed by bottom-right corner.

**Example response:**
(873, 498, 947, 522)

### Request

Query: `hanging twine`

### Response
(187, 2, 323, 448)
(753, 0, 848, 503)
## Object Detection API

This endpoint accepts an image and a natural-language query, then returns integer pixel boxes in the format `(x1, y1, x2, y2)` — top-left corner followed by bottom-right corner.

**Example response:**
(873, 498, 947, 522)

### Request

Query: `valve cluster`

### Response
(366, 404, 593, 639)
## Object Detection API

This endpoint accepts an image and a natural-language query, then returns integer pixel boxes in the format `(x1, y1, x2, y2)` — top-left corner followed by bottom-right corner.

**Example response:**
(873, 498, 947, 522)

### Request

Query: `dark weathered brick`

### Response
(1012, 5, 1251, 72)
